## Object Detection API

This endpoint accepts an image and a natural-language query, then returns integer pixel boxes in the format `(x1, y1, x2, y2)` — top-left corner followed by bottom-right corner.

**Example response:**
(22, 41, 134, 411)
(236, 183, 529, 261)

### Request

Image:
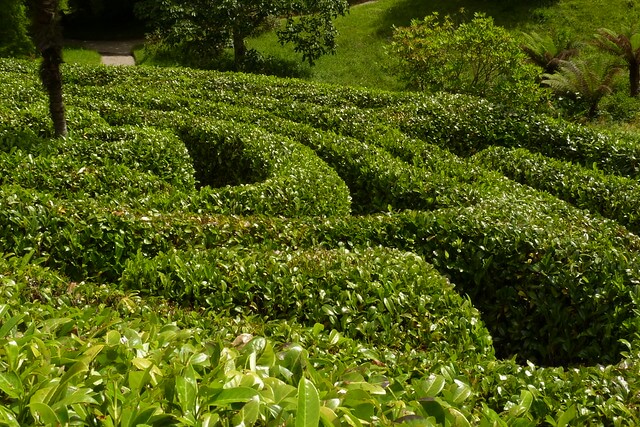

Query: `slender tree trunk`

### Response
(233, 29, 247, 70)
(630, 60, 640, 97)
(32, 0, 67, 137)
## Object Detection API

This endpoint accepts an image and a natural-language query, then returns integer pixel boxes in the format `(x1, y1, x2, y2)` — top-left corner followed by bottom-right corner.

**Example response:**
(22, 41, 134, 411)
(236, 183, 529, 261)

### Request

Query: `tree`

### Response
(30, 0, 68, 137)
(388, 13, 543, 109)
(521, 31, 580, 75)
(134, 0, 348, 69)
(542, 59, 621, 118)
(0, 0, 35, 57)
(593, 26, 640, 97)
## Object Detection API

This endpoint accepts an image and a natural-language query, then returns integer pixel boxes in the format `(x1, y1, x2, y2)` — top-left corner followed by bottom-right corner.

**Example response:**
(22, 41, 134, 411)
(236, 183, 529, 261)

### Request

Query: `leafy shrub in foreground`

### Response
(119, 246, 494, 358)
(1, 253, 639, 426)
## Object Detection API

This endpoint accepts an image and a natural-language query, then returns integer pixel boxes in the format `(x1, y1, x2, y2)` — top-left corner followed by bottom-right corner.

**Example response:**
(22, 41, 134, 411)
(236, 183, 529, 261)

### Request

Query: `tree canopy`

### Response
(134, 0, 349, 68)
(0, 0, 34, 57)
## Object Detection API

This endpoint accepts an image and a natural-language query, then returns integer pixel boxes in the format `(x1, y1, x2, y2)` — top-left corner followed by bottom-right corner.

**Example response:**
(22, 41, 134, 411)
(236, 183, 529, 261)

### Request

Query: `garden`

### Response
(1, 58, 640, 425)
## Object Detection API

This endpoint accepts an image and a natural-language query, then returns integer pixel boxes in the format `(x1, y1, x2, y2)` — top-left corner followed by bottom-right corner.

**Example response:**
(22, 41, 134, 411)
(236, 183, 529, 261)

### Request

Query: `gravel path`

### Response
(65, 39, 142, 66)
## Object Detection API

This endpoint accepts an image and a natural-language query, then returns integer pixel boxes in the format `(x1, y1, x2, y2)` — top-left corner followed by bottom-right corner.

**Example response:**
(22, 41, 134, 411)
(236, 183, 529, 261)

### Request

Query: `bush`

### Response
(120, 247, 494, 358)
(382, 93, 640, 178)
(388, 13, 544, 110)
(179, 119, 352, 217)
(0, 0, 34, 58)
(474, 145, 640, 234)
(2, 57, 640, 424)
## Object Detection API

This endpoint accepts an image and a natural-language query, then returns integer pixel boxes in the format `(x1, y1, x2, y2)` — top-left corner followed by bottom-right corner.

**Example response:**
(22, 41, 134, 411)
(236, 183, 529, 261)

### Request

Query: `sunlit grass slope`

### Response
(249, 0, 640, 89)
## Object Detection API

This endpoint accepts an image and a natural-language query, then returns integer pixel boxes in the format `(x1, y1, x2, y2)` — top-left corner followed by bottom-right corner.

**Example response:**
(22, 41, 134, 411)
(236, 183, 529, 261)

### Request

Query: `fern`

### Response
(543, 58, 621, 117)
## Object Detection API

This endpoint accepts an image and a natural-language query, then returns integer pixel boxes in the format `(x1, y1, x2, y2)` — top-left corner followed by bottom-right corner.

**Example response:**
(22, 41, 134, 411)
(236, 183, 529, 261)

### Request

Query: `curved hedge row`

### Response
(93, 102, 485, 214)
(3, 253, 637, 425)
(178, 119, 351, 217)
(385, 96, 640, 178)
(120, 247, 493, 358)
(1, 182, 638, 365)
(2, 58, 640, 423)
(63, 65, 640, 180)
(474, 145, 640, 234)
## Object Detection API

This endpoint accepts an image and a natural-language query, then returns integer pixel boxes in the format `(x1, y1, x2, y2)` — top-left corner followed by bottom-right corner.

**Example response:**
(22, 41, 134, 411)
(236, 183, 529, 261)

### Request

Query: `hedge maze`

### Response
(1, 59, 640, 424)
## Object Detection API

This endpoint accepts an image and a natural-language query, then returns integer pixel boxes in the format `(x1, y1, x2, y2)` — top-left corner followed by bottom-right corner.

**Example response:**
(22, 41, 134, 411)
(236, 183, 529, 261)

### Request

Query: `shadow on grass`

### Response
(137, 44, 312, 79)
(375, 0, 559, 38)
(245, 54, 313, 79)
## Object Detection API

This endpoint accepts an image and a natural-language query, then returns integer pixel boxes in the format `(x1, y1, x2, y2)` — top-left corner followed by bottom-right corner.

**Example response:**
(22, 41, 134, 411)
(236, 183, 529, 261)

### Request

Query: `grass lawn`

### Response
(62, 47, 102, 65)
(247, 0, 640, 90)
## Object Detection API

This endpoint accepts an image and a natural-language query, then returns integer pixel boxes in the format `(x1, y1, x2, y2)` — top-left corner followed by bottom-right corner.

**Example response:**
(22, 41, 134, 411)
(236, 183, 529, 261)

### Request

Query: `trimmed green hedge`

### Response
(178, 119, 351, 217)
(474, 145, 640, 234)
(0, 149, 182, 202)
(120, 247, 494, 359)
(1, 182, 638, 365)
(383, 95, 640, 178)
(2, 58, 640, 424)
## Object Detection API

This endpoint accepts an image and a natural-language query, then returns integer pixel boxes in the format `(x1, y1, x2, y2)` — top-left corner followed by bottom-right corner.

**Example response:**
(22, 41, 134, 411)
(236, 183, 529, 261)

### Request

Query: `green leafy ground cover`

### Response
(1, 59, 640, 424)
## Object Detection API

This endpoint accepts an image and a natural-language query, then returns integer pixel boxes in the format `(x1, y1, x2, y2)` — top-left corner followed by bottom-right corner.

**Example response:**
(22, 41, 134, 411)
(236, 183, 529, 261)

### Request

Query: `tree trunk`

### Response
(32, 0, 67, 138)
(630, 60, 640, 97)
(233, 29, 247, 70)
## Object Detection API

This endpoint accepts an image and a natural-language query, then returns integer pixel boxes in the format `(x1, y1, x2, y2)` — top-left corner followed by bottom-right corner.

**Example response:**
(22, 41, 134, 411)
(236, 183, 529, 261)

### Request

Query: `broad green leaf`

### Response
(106, 330, 121, 346)
(0, 372, 22, 399)
(449, 381, 472, 404)
(419, 398, 446, 425)
(338, 408, 364, 427)
(556, 405, 577, 427)
(176, 367, 198, 415)
(0, 315, 24, 339)
(418, 375, 446, 398)
(296, 377, 320, 427)
(236, 396, 260, 425)
(264, 378, 297, 404)
(0, 406, 20, 427)
(344, 381, 386, 395)
(199, 413, 220, 427)
(319, 406, 339, 427)
(210, 387, 259, 406)
(508, 390, 533, 417)
(447, 407, 471, 427)
(3, 341, 19, 371)
(29, 402, 61, 425)
(129, 406, 160, 427)
(132, 357, 154, 370)
(479, 404, 507, 427)
(81, 344, 105, 364)
(256, 341, 276, 369)
(43, 361, 89, 406)
(55, 388, 98, 407)
(128, 370, 150, 395)
(188, 352, 209, 366)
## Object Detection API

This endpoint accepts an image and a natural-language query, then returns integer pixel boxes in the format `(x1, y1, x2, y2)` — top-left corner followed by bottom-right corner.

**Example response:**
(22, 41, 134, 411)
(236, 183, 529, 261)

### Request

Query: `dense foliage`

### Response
(1, 58, 640, 424)
(0, 0, 34, 58)
(134, 0, 348, 68)
(388, 13, 543, 109)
